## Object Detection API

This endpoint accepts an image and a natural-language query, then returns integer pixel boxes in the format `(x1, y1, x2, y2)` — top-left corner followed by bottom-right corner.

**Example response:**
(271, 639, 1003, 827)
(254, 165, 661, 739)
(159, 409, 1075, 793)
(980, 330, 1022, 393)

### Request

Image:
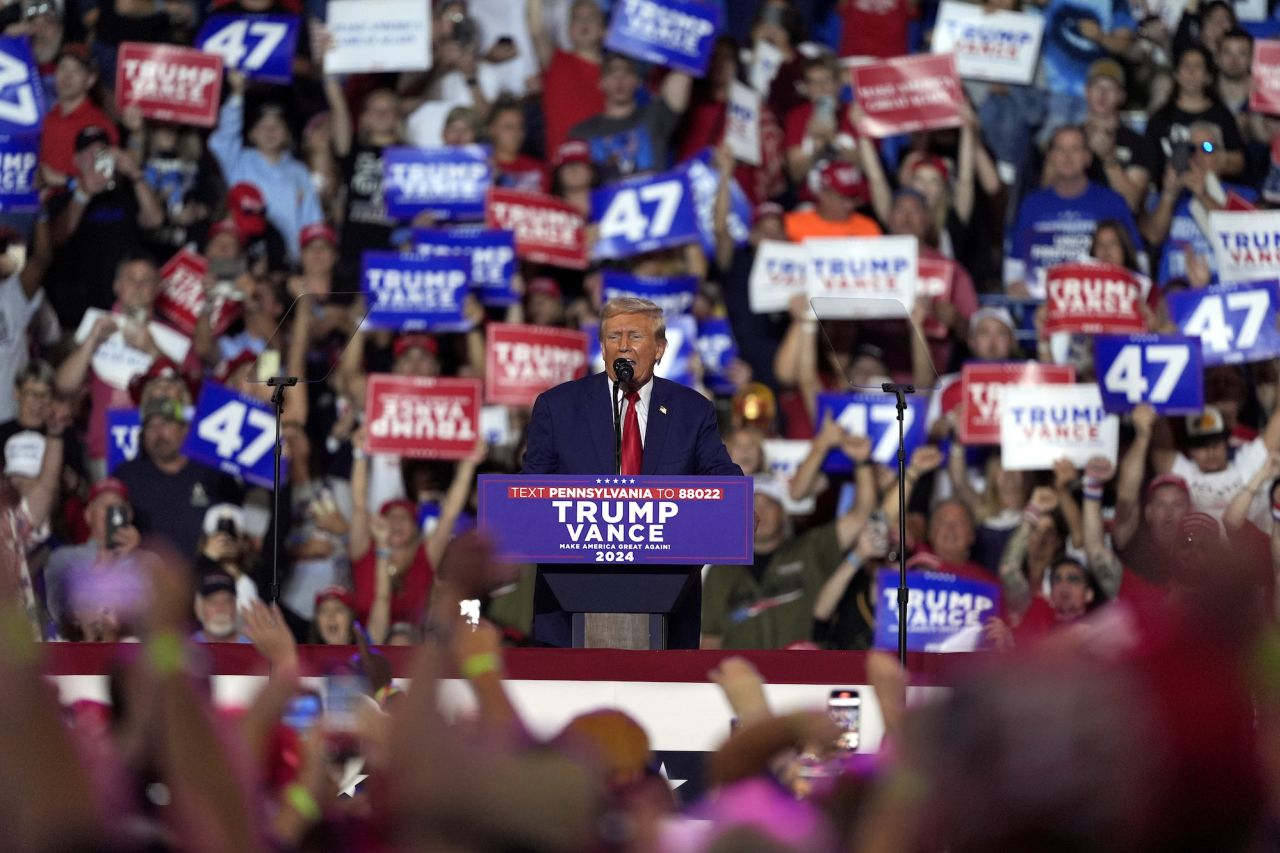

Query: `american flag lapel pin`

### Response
(659, 405, 668, 415)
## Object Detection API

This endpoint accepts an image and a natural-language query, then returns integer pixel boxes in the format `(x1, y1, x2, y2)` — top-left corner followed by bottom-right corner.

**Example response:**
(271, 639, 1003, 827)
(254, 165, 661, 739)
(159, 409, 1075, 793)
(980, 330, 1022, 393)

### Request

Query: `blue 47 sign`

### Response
(815, 392, 927, 474)
(591, 167, 699, 260)
(0, 36, 44, 134)
(181, 382, 283, 489)
(1094, 334, 1205, 414)
(106, 408, 141, 474)
(1166, 280, 1280, 366)
(197, 14, 298, 84)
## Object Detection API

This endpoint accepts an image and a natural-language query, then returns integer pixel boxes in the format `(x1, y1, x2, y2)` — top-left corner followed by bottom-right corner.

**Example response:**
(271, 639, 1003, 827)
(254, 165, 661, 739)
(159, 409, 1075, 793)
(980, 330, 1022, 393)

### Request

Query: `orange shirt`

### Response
(783, 209, 882, 242)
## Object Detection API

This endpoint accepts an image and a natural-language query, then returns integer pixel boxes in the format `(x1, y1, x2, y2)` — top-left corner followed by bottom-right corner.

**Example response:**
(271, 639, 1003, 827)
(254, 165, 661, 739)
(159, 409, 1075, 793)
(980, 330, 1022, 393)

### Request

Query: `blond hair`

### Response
(599, 297, 666, 341)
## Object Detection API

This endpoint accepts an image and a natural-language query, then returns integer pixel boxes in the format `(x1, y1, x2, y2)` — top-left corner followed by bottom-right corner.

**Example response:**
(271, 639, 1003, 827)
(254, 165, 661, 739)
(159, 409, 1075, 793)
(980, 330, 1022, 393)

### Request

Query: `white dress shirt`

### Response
(610, 377, 654, 446)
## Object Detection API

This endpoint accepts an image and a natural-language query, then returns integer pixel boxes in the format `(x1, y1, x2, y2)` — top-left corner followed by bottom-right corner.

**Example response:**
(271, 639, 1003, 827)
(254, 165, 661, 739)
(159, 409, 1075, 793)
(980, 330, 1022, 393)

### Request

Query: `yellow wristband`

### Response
(460, 651, 501, 680)
(146, 632, 187, 674)
(0, 608, 38, 665)
(284, 783, 321, 822)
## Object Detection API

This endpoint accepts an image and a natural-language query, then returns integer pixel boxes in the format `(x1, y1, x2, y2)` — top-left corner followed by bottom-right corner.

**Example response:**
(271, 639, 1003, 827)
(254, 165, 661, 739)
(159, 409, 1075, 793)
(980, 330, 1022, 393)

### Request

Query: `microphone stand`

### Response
(882, 381, 914, 668)
(613, 380, 624, 476)
(266, 375, 298, 606)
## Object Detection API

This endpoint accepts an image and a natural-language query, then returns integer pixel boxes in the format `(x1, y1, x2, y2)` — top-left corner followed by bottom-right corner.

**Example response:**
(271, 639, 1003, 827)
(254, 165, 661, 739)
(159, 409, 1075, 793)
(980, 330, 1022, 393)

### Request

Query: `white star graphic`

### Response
(596, 478, 602, 484)
(657, 762, 687, 790)
(337, 757, 368, 798)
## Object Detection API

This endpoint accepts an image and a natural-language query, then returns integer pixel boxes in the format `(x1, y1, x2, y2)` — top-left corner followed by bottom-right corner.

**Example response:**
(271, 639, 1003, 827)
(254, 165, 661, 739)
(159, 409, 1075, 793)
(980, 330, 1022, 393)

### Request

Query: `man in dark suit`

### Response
(523, 296, 743, 647)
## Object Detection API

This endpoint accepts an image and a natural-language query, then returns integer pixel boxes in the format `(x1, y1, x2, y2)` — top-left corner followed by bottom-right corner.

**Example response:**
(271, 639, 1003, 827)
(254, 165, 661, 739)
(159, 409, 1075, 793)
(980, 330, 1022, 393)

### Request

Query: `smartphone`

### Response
(94, 149, 115, 182)
(255, 349, 281, 383)
(815, 96, 836, 125)
(283, 692, 323, 734)
(1170, 141, 1193, 174)
(828, 688, 861, 752)
(106, 504, 128, 549)
(324, 673, 369, 759)
(208, 256, 246, 282)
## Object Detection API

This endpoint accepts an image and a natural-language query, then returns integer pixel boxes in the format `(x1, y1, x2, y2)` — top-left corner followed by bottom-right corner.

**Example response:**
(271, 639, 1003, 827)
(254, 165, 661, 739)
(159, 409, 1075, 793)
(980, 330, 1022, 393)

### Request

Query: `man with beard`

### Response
(114, 393, 241, 557)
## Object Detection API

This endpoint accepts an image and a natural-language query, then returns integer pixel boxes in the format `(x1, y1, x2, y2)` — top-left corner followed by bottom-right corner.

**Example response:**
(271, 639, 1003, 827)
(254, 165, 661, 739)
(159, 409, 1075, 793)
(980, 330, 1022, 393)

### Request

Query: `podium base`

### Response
(576, 613, 664, 650)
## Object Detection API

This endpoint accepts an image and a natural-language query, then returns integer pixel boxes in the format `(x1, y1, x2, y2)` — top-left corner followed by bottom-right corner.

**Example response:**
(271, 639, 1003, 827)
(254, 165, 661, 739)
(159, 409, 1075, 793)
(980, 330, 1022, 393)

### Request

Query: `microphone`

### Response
(613, 358, 634, 385)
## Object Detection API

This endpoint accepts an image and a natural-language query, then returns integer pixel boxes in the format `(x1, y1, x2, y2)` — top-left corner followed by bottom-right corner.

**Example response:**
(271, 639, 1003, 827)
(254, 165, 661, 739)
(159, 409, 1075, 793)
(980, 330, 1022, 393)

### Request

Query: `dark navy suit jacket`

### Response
(522, 372, 743, 477)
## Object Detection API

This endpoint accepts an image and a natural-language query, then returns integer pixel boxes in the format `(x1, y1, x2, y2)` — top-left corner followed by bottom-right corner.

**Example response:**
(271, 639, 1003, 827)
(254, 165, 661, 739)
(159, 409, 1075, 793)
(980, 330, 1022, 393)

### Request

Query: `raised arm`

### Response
(525, 0, 553, 70)
(659, 70, 693, 115)
(208, 74, 247, 176)
(953, 104, 978, 224)
(426, 440, 486, 570)
(855, 106, 893, 225)
(1082, 456, 1123, 599)
(55, 314, 115, 396)
(347, 428, 372, 560)
(788, 412, 843, 502)
(1114, 404, 1160, 549)
(23, 432, 62, 531)
(997, 487, 1058, 618)
(945, 434, 982, 516)
(835, 436, 876, 549)
(882, 444, 943, 535)
(1224, 452, 1280, 531)
(773, 295, 822, 418)
(712, 143, 736, 271)
(1053, 458, 1084, 549)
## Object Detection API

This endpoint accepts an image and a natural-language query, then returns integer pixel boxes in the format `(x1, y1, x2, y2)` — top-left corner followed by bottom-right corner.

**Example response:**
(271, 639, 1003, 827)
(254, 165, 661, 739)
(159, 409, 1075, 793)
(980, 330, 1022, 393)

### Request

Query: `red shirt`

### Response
(352, 543, 435, 626)
(542, 49, 604, 155)
(40, 98, 119, 178)
(838, 0, 913, 59)
(495, 153, 548, 194)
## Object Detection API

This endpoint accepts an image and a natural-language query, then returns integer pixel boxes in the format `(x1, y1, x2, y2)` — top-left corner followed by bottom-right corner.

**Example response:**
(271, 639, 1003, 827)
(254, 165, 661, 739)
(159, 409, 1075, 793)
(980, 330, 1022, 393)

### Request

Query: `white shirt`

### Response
(610, 377, 654, 446)
(0, 272, 43, 423)
(1171, 436, 1269, 530)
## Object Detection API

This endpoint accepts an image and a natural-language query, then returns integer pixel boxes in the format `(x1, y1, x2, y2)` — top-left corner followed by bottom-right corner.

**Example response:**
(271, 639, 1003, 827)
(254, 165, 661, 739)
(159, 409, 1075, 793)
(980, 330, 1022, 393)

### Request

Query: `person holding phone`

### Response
(42, 477, 140, 638)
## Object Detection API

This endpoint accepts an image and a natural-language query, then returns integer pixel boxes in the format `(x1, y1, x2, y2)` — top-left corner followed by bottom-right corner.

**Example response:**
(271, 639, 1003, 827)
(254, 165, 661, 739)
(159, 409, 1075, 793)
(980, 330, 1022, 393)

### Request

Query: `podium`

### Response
(477, 475, 754, 649)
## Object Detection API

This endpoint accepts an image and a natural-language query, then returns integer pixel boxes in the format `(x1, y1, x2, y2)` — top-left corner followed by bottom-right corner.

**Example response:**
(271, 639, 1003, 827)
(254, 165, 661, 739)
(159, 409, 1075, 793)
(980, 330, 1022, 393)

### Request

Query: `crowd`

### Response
(0, 0, 1278, 659)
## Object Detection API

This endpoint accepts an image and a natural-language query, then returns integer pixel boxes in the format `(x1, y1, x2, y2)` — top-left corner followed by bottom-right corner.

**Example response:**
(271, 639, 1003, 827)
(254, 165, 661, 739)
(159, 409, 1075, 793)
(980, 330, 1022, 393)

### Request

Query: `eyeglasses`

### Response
(24, 2, 56, 19)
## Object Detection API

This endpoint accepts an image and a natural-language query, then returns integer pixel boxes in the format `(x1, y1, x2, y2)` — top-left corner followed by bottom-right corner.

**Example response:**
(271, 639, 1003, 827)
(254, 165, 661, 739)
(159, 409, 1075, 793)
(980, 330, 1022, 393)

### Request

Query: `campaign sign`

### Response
(154, 249, 242, 337)
(679, 149, 751, 258)
(999, 383, 1120, 471)
(105, 408, 141, 474)
(364, 374, 482, 460)
(917, 257, 955, 339)
(74, 307, 192, 391)
(412, 227, 517, 306)
(805, 236, 918, 314)
(116, 43, 223, 127)
(1167, 280, 1280, 366)
(361, 251, 469, 331)
(1250, 40, 1280, 115)
(383, 145, 491, 221)
(591, 167, 699, 260)
(762, 439, 818, 515)
(726, 80, 761, 165)
(324, 0, 431, 74)
(0, 37, 43, 212)
(816, 392, 928, 474)
(196, 14, 298, 84)
(485, 323, 589, 407)
(602, 271, 699, 316)
(696, 317, 738, 395)
(874, 569, 1000, 653)
(181, 382, 282, 488)
(476, 475, 753, 565)
(749, 240, 808, 313)
(1209, 210, 1280, 282)
(931, 1, 1045, 85)
(0, 37, 44, 136)
(0, 134, 38, 212)
(852, 54, 964, 138)
(1044, 261, 1146, 335)
(485, 188, 588, 269)
(959, 362, 1076, 444)
(1094, 334, 1205, 415)
(603, 0, 722, 77)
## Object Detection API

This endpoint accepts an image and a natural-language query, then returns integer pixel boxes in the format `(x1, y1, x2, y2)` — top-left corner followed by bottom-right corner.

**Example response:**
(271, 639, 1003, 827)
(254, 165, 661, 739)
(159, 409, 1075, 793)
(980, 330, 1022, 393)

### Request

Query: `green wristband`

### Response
(146, 632, 187, 674)
(460, 651, 501, 680)
(285, 783, 321, 822)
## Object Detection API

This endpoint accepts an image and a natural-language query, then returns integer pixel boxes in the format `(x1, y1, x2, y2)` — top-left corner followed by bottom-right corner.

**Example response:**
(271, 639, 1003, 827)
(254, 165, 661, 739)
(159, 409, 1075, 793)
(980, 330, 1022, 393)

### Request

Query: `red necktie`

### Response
(621, 391, 642, 475)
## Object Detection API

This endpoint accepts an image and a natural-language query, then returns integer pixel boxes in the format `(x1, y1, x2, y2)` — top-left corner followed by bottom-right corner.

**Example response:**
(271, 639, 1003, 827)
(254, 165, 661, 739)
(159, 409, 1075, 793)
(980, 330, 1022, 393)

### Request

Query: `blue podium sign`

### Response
(478, 474, 753, 565)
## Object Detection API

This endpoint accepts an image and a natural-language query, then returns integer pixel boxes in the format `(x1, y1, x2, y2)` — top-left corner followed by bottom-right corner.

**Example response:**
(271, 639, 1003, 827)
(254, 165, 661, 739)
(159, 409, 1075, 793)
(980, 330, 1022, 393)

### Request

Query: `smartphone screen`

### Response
(828, 688, 861, 752)
(283, 692, 323, 734)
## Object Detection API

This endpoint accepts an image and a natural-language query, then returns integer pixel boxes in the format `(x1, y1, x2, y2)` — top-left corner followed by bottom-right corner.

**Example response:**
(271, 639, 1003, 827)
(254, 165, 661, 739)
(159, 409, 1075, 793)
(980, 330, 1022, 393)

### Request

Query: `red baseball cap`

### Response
(314, 585, 356, 611)
(393, 334, 439, 359)
(818, 161, 868, 201)
(299, 222, 337, 248)
(526, 276, 562, 299)
(87, 477, 129, 505)
(553, 140, 592, 169)
(910, 154, 951, 183)
(228, 183, 267, 239)
(206, 218, 244, 247)
(754, 201, 784, 221)
(1146, 474, 1190, 498)
(379, 498, 417, 517)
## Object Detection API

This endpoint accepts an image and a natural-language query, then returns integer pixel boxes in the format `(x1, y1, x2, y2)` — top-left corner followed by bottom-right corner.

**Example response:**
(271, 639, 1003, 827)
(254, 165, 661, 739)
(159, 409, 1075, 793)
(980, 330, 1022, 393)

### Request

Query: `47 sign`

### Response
(197, 14, 298, 84)
(1093, 335, 1205, 414)
(1167, 280, 1280, 366)
(181, 382, 283, 488)
(815, 393, 928, 474)
(591, 167, 699, 260)
(0, 36, 44, 132)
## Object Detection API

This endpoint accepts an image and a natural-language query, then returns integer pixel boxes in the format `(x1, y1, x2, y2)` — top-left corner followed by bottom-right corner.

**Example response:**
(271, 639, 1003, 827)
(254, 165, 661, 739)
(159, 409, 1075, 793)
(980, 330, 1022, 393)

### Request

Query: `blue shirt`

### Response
(1006, 181, 1141, 296)
(209, 95, 323, 261)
